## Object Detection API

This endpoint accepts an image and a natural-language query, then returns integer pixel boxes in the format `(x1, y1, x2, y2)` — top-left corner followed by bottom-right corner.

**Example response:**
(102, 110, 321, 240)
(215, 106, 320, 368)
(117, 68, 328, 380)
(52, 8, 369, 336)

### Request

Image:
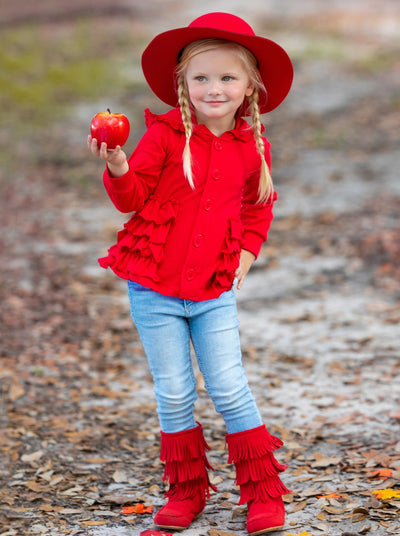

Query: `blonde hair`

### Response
(175, 39, 273, 204)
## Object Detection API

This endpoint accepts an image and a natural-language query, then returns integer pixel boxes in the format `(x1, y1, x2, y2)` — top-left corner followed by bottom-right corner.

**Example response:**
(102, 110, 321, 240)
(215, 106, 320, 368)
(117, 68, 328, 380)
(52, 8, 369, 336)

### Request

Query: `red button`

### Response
(212, 169, 220, 180)
(214, 141, 222, 151)
(193, 234, 204, 247)
(186, 268, 195, 281)
(204, 199, 212, 211)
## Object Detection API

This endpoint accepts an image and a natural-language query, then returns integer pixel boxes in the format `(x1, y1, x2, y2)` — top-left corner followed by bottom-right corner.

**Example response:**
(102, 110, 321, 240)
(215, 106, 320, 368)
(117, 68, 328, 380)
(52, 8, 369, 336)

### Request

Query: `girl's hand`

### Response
(235, 249, 256, 290)
(87, 135, 129, 177)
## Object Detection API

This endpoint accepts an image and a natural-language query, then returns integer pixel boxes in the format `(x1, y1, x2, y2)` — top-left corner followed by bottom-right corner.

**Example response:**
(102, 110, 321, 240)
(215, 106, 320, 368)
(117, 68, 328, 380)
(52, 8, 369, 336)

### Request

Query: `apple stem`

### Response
(107, 108, 111, 114)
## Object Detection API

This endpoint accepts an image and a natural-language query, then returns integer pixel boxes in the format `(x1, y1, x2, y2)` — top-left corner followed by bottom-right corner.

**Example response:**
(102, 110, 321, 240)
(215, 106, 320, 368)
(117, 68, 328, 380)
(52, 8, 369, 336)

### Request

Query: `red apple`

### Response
(90, 108, 130, 149)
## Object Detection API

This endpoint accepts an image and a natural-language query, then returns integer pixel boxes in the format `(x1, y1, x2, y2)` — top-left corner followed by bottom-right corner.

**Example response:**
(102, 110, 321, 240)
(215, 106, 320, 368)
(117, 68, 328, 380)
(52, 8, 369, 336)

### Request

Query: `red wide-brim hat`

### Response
(141, 12, 293, 115)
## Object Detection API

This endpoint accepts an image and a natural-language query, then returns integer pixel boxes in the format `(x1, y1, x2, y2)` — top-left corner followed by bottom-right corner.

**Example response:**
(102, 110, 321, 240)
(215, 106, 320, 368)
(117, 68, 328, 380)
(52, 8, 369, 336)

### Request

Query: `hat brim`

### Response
(141, 26, 293, 114)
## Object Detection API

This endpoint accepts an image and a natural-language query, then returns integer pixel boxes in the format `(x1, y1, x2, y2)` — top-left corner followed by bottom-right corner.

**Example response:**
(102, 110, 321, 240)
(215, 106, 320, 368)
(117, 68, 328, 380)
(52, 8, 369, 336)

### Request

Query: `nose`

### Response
(207, 80, 222, 95)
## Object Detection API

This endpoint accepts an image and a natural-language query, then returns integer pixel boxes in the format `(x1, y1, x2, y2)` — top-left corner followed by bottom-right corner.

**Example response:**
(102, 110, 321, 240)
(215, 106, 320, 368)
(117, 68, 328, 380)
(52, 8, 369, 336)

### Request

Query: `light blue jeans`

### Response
(127, 281, 262, 434)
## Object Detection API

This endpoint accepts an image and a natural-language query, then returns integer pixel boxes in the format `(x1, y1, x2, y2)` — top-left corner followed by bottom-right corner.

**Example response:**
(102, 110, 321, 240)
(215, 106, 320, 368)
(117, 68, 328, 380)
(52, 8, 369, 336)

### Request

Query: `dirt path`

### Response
(1, 1, 399, 535)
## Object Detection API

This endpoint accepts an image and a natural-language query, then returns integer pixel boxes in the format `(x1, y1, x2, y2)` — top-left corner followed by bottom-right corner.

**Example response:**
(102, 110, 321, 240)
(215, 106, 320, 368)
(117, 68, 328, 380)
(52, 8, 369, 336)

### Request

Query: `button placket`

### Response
(186, 267, 195, 281)
(193, 234, 204, 248)
(212, 169, 220, 181)
(203, 199, 212, 211)
(182, 136, 225, 290)
(213, 141, 222, 151)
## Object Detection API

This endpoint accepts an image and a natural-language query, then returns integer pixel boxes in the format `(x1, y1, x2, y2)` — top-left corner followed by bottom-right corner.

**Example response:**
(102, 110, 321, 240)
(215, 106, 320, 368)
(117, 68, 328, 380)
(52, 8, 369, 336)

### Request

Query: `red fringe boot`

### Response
(154, 423, 217, 530)
(226, 425, 291, 535)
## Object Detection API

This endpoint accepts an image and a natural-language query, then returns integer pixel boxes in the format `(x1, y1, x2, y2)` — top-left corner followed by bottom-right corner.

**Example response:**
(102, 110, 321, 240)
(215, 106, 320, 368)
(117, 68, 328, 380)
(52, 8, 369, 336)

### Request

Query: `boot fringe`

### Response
(160, 423, 217, 501)
(163, 456, 214, 483)
(226, 425, 291, 506)
(226, 425, 283, 463)
(235, 454, 288, 485)
(160, 423, 211, 462)
(237, 476, 292, 504)
(165, 472, 218, 500)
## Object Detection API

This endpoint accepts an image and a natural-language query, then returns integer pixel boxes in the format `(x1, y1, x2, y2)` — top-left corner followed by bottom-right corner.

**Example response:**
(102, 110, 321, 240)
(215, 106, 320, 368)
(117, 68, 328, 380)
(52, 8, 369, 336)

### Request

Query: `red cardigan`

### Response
(99, 108, 277, 301)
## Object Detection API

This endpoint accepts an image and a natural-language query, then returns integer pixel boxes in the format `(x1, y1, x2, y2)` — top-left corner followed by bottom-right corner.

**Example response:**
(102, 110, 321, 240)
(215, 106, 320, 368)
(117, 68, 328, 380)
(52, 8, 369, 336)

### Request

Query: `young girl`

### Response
(88, 12, 293, 535)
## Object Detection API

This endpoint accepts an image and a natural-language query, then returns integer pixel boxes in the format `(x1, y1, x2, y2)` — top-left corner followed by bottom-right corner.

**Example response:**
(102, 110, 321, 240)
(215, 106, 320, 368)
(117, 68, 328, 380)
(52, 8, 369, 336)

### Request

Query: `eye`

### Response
(222, 75, 234, 82)
(195, 75, 207, 82)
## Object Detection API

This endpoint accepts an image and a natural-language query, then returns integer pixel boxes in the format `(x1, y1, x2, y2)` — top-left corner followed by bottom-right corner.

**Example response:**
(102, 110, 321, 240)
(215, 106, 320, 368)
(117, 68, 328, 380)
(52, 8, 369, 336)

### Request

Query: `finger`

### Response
(107, 145, 120, 158)
(99, 142, 109, 160)
(89, 137, 101, 156)
(236, 271, 244, 290)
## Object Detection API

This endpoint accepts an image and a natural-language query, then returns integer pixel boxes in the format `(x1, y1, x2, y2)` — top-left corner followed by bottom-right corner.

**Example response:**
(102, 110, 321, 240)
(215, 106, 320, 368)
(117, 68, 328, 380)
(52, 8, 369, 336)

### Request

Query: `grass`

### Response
(0, 19, 118, 126)
(0, 15, 148, 182)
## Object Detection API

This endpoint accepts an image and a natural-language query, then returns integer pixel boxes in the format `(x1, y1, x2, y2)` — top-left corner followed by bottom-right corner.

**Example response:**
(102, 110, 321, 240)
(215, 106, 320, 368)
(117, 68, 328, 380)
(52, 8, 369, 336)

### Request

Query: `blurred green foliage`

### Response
(0, 19, 117, 126)
(0, 16, 148, 180)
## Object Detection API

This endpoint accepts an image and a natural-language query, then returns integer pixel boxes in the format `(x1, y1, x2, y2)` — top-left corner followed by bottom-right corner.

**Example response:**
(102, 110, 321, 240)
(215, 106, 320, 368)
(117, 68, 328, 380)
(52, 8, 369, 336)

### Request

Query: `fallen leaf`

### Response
(58, 508, 82, 514)
(351, 506, 369, 523)
(61, 485, 83, 495)
(369, 468, 392, 479)
(49, 474, 64, 487)
(317, 491, 343, 499)
(311, 456, 342, 468)
(208, 530, 239, 536)
(283, 531, 314, 536)
(352, 506, 369, 515)
(121, 503, 154, 515)
(372, 488, 400, 500)
(28, 524, 49, 534)
(24, 481, 48, 492)
(80, 520, 109, 527)
(21, 450, 45, 463)
(311, 522, 329, 532)
(316, 512, 328, 520)
(289, 500, 308, 513)
(84, 457, 115, 463)
(321, 505, 347, 514)
(113, 469, 129, 483)
(9, 379, 25, 401)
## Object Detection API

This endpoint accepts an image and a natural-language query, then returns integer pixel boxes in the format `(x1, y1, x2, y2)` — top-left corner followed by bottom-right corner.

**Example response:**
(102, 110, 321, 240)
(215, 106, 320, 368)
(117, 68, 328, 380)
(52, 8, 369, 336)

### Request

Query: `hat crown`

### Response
(188, 12, 256, 37)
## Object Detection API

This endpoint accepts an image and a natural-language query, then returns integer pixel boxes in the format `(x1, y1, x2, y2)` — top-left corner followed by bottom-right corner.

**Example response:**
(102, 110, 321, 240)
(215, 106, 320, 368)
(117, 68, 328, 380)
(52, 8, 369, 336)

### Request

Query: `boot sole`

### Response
(250, 525, 284, 535)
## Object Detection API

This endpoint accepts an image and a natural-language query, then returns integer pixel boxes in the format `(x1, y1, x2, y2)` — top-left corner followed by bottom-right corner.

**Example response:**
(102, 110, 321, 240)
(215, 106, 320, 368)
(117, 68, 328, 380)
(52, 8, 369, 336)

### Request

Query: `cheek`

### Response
(187, 84, 202, 103)
(232, 86, 251, 102)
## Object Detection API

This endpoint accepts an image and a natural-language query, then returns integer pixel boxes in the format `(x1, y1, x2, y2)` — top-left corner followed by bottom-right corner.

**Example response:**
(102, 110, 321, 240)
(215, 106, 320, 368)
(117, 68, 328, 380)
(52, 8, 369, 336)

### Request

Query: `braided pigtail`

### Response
(176, 38, 272, 197)
(248, 87, 274, 204)
(177, 76, 195, 190)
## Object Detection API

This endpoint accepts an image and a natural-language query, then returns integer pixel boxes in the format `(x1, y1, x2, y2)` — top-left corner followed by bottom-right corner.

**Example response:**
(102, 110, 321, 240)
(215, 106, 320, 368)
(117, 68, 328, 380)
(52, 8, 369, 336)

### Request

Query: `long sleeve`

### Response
(102, 122, 169, 213)
(240, 139, 277, 258)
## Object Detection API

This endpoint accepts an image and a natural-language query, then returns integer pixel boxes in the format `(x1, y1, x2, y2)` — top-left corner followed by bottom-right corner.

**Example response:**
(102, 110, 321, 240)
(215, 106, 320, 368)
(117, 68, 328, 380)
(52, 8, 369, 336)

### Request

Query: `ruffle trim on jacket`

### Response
(212, 217, 243, 288)
(144, 108, 185, 133)
(98, 196, 178, 281)
(144, 107, 255, 142)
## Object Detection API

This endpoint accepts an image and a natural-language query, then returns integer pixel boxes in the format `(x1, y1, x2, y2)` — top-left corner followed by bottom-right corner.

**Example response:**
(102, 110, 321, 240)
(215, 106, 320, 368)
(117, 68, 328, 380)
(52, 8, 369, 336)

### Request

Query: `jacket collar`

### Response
(144, 107, 257, 142)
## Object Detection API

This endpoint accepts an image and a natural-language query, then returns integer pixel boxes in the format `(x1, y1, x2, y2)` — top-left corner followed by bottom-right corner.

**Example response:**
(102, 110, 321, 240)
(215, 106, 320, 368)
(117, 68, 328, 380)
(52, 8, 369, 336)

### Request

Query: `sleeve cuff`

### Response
(241, 231, 264, 259)
(103, 165, 134, 192)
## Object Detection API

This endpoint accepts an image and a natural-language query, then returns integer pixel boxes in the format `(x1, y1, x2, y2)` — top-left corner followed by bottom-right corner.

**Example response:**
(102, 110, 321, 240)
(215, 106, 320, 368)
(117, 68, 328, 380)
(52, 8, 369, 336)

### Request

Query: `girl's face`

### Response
(185, 46, 254, 134)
